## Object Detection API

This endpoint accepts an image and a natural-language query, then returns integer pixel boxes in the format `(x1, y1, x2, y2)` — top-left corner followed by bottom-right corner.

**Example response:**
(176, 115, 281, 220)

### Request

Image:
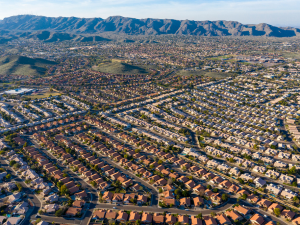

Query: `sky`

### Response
(0, 0, 299, 27)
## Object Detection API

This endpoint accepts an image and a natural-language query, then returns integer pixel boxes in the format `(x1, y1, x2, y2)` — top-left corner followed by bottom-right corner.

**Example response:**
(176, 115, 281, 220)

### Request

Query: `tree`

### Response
(5, 174, 11, 179)
(16, 183, 22, 192)
(55, 208, 64, 217)
(174, 189, 181, 196)
(159, 188, 163, 193)
(222, 194, 228, 201)
(182, 190, 189, 197)
(94, 165, 99, 171)
(293, 196, 299, 203)
(57, 181, 63, 188)
(13, 163, 21, 170)
(207, 185, 212, 189)
(9, 160, 16, 167)
(274, 208, 281, 217)
(91, 181, 97, 187)
(196, 213, 202, 219)
(211, 212, 216, 217)
(60, 185, 69, 195)
(38, 210, 44, 215)
(229, 158, 235, 163)
(241, 194, 247, 200)
(289, 166, 296, 174)
(25, 179, 31, 184)
(35, 218, 42, 224)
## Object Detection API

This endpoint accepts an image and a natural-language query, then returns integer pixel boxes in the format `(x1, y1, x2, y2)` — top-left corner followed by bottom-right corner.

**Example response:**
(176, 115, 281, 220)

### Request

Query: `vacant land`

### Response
(0, 55, 57, 77)
(92, 60, 149, 75)
(176, 69, 233, 78)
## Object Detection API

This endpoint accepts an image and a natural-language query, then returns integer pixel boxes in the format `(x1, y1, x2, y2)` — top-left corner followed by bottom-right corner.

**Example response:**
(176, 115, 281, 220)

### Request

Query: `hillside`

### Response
(0, 15, 299, 37)
(0, 55, 57, 76)
(92, 61, 149, 75)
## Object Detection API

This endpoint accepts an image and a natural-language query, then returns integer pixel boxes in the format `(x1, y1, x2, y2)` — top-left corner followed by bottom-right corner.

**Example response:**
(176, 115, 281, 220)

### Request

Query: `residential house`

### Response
(250, 214, 265, 225)
(117, 211, 128, 222)
(216, 214, 232, 225)
(129, 211, 141, 222)
(225, 210, 243, 221)
(268, 203, 283, 214)
(234, 205, 251, 216)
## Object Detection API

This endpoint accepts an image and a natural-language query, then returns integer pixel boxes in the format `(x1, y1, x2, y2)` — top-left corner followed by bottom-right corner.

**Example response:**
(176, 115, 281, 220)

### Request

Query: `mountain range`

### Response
(0, 15, 300, 40)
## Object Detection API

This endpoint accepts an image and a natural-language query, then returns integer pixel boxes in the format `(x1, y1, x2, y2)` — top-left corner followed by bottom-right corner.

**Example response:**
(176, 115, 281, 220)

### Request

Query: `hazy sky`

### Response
(0, 0, 299, 27)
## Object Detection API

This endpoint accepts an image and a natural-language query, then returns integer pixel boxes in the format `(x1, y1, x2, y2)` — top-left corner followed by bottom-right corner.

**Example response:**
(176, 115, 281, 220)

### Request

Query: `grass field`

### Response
(280, 51, 300, 59)
(176, 69, 234, 78)
(92, 60, 150, 75)
(206, 55, 235, 61)
(27, 91, 60, 99)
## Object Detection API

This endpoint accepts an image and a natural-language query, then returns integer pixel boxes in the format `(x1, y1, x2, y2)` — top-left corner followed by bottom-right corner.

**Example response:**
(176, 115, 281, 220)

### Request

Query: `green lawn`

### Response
(176, 69, 234, 78)
(28, 91, 61, 99)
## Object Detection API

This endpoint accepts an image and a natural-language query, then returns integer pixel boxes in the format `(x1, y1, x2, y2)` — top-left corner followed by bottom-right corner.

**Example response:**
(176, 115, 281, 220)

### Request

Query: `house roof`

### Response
(225, 210, 242, 220)
(72, 200, 85, 208)
(216, 214, 231, 225)
(281, 209, 295, 219)
(178, 215, 189, 224)
(257, 199, 271, 208)
(66, 207, 81, 216)
(250, 214, 264, 225)
(269, 203, 283, 211)
(292, 217, 300, 225)
(191, 216, 202, 225)
(117, 211, 129, 221)
(129, 211, 141, 221)
(180, 197, 191, 206)
(93, 209, 106, 219)
(166, 214, 177, 223)
(153, 213, 164, 223)
(105, 210, 117, 219)
(234, 205, 250, 215)
(193, 196, 204, 205)
(203, 216, 217, 225)
(141, 212, 153, 222)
